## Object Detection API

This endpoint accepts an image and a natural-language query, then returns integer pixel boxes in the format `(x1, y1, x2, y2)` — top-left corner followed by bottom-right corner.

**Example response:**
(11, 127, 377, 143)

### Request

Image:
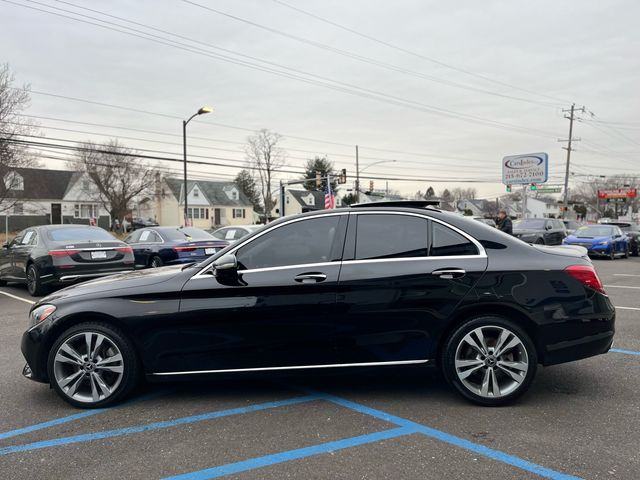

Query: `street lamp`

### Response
(183, 106, 213, 226)
(357, 159, 397, 196)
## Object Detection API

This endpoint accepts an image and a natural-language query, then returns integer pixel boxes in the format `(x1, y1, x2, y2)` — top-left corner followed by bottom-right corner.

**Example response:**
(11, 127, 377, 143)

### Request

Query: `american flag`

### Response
(324, 180, 335, 209)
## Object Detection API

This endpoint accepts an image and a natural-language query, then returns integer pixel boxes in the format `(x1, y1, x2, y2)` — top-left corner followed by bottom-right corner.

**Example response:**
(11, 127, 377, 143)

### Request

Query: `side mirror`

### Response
(545, 225, 553, 230)
(2, 242, 8, 249)
(213, 254, 237, 272)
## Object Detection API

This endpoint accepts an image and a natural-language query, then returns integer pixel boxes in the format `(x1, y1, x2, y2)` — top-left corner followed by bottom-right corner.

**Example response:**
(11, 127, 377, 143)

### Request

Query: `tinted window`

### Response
(431, 222, 478, 256)
(47, 227, 114, 242)
(515, 219, 545, 229)
(125, 230, 142, 243)
(236, 216, 340, 270)
(355, 214, 429, 260)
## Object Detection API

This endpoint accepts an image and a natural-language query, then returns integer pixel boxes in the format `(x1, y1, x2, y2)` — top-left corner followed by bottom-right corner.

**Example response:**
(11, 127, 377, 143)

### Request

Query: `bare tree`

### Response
(244, 129, 286, 218)
(73, 139, 157, 224)
(0, 63, 39, 212)
(450, 187, 478, 201)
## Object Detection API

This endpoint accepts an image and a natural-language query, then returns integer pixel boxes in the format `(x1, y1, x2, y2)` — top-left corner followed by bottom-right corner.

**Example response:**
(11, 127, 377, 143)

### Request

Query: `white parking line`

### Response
(616, 306, 640, 311)
(0, 291, 35, 305)
(605, 285, 640, 290)
(612, 274, 640, 277)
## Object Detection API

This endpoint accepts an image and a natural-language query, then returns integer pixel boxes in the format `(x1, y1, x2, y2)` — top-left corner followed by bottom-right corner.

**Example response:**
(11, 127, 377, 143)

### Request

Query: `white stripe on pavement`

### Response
(0, 291, 35, 305)
(612, 274, 640, 277)
(605, 285, 640, 290)
(615, 306, 640, 311)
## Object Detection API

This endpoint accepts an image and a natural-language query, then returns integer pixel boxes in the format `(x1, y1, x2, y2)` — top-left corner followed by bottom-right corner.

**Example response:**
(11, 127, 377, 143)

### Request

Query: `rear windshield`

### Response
(574, 226, 615, 237)
(159, 228, 214, 241)
(515, 219, 545, 229)
(47, 227, 115, 242)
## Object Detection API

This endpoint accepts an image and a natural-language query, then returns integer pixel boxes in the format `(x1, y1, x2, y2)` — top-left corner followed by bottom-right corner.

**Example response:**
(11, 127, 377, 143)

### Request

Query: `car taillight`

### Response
(173, 246, 196, 252)
(564, 265, 605, 294)
(116, 246, 133, 254)
(48, 249, 80, 257)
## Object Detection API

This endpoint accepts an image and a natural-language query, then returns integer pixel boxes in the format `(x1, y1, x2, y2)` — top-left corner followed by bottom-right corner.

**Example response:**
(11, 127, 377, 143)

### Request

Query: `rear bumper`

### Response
(542, 330, 614, 366)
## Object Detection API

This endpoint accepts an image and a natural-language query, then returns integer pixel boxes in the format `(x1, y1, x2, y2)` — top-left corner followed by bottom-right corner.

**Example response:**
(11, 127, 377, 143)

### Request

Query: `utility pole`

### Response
(560, 103, 585, 219)
(355, 145, 360, 203)
(522, 185, 527, 219)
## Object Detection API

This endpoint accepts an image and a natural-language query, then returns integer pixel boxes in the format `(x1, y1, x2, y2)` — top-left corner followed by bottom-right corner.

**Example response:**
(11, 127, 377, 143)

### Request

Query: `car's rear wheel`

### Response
(149, 255, 163, 268)
(441, 316, 537, 406)
(47, 322, 140, 408)
(534, 238, 545, 245)
(26, 264, 48, 297)
(609, 248, 616, 260)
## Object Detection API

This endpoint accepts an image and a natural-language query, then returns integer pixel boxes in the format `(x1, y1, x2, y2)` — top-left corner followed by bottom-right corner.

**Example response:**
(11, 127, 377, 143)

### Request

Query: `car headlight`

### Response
(29, 304, 56, 329)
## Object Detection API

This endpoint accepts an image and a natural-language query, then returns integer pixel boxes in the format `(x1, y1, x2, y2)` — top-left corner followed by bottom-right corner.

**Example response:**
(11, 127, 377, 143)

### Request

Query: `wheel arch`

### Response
(435, 303, 542, 366)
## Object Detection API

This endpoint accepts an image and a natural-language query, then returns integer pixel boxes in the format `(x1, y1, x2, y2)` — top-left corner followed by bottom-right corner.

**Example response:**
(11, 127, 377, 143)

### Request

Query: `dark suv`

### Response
(513, 218, 566, 245)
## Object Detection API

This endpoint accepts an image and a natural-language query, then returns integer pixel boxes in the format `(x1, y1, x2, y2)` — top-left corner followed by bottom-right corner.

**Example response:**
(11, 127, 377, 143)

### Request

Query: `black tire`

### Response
(441, 316, 538, 406)
(26, 264, 48, 297)
(47, 322, 141, 408)
(534, 238, 545, 245)
(609, 248, 615, 260)
(623, 246, 629, 259)
(149, 255, 163, 268)
(0, 278, 6, 286)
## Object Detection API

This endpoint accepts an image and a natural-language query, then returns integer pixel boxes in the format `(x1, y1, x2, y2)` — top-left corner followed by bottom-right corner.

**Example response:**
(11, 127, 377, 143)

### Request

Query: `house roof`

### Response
(1, 167, 77, 200)
(164, 178, 252, 207)
(289, 189, 325, 209)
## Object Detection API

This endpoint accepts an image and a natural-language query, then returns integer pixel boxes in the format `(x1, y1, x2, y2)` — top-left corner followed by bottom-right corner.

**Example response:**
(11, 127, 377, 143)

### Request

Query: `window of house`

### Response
(74, 204, 98, 218)
(232, 208, 245, 218)
(306, 195, 315, 206)
(193, 188, 200, 197)
(4, 172, 24, 191)
(13, 202, 23, 215)
(187, 207, 207, 219)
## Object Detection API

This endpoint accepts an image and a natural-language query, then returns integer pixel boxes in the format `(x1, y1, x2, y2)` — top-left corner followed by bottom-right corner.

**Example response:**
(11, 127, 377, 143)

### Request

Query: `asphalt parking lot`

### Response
(0, 259, 638, 480)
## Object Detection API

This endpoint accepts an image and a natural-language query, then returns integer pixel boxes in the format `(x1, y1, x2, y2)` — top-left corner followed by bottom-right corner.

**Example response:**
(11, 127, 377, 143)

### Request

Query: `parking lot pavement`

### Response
(0, 258, 638, 480)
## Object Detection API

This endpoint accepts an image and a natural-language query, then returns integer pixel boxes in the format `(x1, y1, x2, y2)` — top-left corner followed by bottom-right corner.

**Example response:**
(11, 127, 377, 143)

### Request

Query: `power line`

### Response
(4, 0, 560, 139)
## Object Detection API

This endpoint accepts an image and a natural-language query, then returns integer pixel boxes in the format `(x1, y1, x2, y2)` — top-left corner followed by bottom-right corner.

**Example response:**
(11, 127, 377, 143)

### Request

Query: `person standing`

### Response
(496, 210, 513, 235)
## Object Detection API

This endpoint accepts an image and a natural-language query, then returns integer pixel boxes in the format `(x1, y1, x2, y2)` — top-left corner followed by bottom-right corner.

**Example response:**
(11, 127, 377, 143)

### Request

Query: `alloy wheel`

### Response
(26, 266, 36, 294)
(52, 331, 124, 404)
(150, 256, 162, 268)
(454, 325, 529, 398)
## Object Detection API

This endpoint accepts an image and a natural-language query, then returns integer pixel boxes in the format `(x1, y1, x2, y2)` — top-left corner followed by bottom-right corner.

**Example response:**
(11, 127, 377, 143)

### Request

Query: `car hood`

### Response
(37, 265, 189, 305)
(565, 235, 610, 244)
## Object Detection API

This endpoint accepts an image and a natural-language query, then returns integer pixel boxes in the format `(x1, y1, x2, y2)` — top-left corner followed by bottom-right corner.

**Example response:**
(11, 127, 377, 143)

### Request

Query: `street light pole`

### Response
(182, 106, 213, 226)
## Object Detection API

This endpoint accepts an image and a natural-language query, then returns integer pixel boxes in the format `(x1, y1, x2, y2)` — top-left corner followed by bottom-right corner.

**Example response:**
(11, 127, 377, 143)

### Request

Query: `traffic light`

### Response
(506, 185, 512, 193)
(315, 171, 322, 188)
(369, 180, 374, 191)
(530, 184, 537, 191)
(338, 168, 347, 184)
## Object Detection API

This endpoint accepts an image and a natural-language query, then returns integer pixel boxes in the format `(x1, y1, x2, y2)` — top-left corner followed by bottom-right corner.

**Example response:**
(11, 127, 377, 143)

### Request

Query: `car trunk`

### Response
(49, 241, 134, 279)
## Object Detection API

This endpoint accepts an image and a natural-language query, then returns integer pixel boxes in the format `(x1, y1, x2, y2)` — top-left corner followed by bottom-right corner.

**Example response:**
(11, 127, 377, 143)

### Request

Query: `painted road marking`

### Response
(605, 285, 640, 290)
(610, 348, 640, 356)
(162, 427, 415, 480)
(615, 306, 640, 311)
(612, 274, 640, 277)
(0, 290, 35, 305)
(0, 395, 319, 456)
(0, 390, 169, 441)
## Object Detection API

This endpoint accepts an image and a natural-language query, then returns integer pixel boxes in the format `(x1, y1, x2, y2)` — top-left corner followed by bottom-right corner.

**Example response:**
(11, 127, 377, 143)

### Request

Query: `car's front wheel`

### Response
(47, 322, 140, 408)
(441, 317, 537, 406)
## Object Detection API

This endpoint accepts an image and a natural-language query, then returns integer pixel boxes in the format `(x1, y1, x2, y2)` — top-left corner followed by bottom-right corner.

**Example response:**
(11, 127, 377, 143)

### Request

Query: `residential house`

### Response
(158, 178, 255, 228)
(274, 189, 326, 217)
(1, 167, 110, 232)
(500, 197, 561, 219)
(455, 199, 498, 217)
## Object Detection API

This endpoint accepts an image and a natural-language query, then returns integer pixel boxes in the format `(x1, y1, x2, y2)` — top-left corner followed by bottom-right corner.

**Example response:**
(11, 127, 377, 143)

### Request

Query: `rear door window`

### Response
(355, 214, 429, 260)
(430, 222, 478, 257)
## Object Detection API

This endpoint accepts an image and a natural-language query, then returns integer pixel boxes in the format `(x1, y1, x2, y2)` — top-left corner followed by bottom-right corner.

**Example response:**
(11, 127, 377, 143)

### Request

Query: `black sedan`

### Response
(607, 222, 639, 256)
(513, 218, 567, 245)
(21, 202, 614, 408)
(0, 225, 134, 296)
(125, 226, 228, 269)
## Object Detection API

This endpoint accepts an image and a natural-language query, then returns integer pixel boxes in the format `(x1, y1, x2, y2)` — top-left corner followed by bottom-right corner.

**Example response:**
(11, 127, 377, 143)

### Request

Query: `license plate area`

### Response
(205, 248, 216, 255)
(91, 251, 108, 259)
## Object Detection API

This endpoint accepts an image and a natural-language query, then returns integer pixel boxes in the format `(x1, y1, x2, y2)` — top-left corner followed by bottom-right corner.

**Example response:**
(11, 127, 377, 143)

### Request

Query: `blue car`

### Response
(125, 226, 229, 268)
(563, 224, 629, 259)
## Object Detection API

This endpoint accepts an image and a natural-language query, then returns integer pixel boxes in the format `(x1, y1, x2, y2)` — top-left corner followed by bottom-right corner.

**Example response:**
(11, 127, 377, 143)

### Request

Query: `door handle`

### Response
(294, 272, 327, 283)
(431, 268, 466, 279)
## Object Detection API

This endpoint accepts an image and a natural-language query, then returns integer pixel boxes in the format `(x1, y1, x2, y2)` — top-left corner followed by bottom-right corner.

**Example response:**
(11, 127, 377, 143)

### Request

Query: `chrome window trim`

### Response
(150, 358, 428, 376)
(190, 212, 349, 280)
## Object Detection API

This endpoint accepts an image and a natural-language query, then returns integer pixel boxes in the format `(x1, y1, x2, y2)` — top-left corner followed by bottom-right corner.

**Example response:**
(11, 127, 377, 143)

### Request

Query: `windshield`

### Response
(574, 226, 615, 237)
(47, 227, 115, 242)
(159, 227, 214, 241)
(514, 219, 545, 229)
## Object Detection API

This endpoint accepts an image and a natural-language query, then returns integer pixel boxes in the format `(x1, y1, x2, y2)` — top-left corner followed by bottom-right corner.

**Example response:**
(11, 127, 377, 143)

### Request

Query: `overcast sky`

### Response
(3, 0, 640, 199)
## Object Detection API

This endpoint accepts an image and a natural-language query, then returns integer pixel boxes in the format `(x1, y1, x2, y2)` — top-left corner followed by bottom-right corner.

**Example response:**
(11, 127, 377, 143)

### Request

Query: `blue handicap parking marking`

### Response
(610, 348, 640, 356)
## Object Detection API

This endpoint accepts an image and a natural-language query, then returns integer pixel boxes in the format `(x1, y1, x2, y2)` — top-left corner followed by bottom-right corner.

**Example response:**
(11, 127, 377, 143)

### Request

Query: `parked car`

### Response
(125, 226, 229, 268)
(0, 225, 134, 296)
(563, 224, 629, 259)
(606, 222, 639, 256)
(22, 202, 614, 408)
(513, 218, 566, 245)
(562, 219, 582, 235)
(471, 216, 496, 227)
(209, 225, 264, 243)
(130, 217, 159, 231)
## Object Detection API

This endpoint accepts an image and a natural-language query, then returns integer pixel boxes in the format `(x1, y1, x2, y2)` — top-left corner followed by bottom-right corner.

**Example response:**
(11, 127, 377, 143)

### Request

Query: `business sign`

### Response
(597, 188, 637, 199)
(502, 153, 548, 185)
(537, 187, 562, 194)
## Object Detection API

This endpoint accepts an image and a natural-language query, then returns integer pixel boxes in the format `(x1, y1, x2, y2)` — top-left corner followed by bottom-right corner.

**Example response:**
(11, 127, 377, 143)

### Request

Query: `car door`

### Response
(164, 213, 348, 374)
(335, 212, 488, 365)
(124, 230, 144, 266)
(12, 229, 37, 279)
(0, 232, 19, 279)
